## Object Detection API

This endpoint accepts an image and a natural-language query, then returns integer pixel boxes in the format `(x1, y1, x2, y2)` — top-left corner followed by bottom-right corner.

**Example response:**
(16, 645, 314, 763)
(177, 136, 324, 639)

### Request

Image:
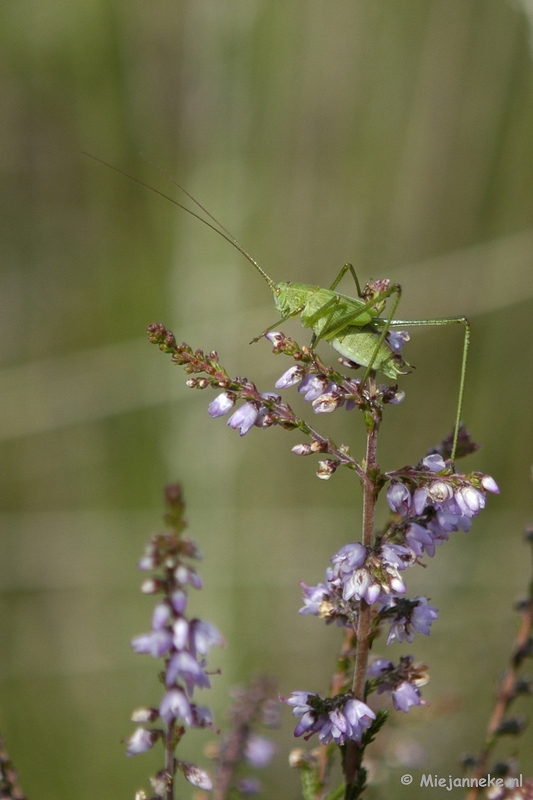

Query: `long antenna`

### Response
(82, 153, 276, 289)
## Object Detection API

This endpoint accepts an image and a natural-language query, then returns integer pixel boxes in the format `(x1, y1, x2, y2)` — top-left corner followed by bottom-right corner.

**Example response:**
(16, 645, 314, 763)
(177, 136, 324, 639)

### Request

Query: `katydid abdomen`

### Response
(332, 327, 410, 380)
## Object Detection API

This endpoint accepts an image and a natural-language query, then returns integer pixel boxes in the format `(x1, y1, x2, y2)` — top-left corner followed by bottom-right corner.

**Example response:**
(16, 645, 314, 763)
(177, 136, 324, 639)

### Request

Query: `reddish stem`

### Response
(344, 419, 379, 785)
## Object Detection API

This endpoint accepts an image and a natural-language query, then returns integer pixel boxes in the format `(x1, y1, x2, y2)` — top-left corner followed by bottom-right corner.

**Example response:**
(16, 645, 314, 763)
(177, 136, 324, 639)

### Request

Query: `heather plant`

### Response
(137, 308, 505, 800)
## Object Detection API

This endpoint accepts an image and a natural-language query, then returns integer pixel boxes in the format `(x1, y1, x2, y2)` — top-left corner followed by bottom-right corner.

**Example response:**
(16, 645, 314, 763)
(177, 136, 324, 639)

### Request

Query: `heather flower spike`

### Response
(207, 676, 279, 797)
(127, 484, 222, 797)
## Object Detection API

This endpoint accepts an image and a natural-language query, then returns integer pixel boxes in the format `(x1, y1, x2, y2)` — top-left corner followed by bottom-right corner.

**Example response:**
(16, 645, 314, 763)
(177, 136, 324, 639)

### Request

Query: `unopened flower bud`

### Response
(265, 331, 284, 345)
(337, 357, 360, 370)
(428, 480, 453, 504)
(126, 727, 158, 757)
(310, 441, 324, 452)
(138, 555, 156, 571)
(292, 443, 313, 456)
(141, 578, 160, 594)
(481, 475, 499, 493)
(275, 365, 304, 389)
(131, 706, 159, 723)
(317, 460, 338, 480)
(150, 771, 168, 796)
(289, 748, 313, 768)
(180, 762, 213, 790)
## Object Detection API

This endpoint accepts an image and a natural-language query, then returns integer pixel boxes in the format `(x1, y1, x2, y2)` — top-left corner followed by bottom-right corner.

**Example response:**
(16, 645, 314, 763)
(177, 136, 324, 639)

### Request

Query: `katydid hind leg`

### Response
(309, 283, 401, 343)
(328, 263, 363, 296)
(384, 316, 471, 464)
(358, 284, 402, 386)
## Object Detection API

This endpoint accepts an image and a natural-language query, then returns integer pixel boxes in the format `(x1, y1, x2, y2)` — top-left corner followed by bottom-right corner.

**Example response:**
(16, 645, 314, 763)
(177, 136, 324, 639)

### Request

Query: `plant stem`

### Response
(344, 419, 379, 786)
(165, 721, 175, 800)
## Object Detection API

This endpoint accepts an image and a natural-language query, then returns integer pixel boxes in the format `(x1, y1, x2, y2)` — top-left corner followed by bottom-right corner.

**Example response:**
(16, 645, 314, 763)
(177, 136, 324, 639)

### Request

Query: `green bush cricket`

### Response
(85, 154, 470, 463)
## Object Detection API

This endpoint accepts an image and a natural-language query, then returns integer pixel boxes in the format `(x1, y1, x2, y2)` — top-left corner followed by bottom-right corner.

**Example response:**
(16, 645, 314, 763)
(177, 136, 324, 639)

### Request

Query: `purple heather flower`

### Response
(283, 692, 375, 745)
(244, 734, 276, 768)
(166, 650, 211, 693)
(343, 568, 381, 604)
(175, 564, 203, 589)
(405, 523, 436, 558)
(125, 726, 158, 757)
(387, 330, 410, 354)
(380, 544, 412, 571)
(208, 392, 235, 418)
(284, 690, 315, 714)
(275, 365, 304, 389)
(411, 597, 439, 636)
(422, 454, 446, 472)
(383, 596, 439, 644)
(331, 542, 367, 577)
(282, 691, 325, 739)
(152, 602, 171, 630)
(160, 687, 193, 725)
(434, 508, 471, 534)
(392, 681, 425, 712)
(413, 487, 428, 515)
(455, 486, 485, 517)
(367, 658, 394, 678)
(170, 589, 188, 614)
(299, 581, 329, 615)
(320, 698, 376, 745)
(192, 705, 214, 728)
(173, 617, 190, 650)
(312, 384, 342, 413)
(189, 619, 225, 656)
(387, 482, 411, 515)
(299, 374, 328, 402)
(227, 403, 259, 435)
(131, 629, 173, 658)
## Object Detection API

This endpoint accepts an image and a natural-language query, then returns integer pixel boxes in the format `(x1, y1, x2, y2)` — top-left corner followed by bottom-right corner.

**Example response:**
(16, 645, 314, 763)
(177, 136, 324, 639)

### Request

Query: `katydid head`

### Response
(272, 281, 294, 316)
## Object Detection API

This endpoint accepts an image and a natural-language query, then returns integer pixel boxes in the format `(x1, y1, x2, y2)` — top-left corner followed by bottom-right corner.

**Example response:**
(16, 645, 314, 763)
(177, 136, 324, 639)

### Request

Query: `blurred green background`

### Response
(2, 1, 533, 797)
